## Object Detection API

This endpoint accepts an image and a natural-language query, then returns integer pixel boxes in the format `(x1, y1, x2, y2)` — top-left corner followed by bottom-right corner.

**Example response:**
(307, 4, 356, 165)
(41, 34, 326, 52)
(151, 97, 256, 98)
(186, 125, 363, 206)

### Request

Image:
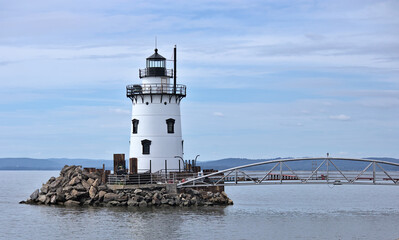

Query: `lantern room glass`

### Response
(147, 59, 165, 68)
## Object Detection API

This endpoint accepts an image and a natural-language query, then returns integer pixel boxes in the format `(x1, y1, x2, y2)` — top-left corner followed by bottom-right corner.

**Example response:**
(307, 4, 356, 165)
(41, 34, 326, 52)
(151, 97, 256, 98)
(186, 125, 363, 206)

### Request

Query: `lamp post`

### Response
(174, 156, 184, 172)
(194, 155, 200, 169)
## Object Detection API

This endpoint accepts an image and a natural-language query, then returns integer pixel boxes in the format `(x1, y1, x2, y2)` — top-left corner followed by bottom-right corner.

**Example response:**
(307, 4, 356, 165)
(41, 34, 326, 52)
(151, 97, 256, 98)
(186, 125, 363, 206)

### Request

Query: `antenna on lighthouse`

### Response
(155, 36, 157, 49)
(173, 45, 177, 95)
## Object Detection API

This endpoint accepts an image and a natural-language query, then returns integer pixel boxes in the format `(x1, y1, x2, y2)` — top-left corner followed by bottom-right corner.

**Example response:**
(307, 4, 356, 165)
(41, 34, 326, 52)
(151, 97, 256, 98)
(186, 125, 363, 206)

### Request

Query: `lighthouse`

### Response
(126, 46, 186, 173)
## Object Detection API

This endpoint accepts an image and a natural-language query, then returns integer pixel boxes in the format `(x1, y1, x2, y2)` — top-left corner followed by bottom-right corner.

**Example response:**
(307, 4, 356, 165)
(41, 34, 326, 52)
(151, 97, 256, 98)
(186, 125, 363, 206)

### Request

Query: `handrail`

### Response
(107, 172, 199, 185)
(126, 83, 186, 97)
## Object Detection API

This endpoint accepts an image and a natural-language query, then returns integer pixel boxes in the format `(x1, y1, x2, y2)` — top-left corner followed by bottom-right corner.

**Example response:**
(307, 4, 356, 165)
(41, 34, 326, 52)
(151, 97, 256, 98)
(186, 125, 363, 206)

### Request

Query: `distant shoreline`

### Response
(0, 169, 61, 171)
(1, 157, 399, 171)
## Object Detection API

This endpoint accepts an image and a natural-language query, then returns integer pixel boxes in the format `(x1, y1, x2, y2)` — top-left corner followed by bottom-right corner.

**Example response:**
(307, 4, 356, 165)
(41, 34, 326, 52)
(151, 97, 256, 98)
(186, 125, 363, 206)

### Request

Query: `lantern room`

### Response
(139, 48, 173, 78)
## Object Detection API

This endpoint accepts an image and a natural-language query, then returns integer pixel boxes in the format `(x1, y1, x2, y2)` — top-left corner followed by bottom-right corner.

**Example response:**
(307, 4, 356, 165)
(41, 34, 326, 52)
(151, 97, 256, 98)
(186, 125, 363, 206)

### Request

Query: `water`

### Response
(1, 171, 399, 240)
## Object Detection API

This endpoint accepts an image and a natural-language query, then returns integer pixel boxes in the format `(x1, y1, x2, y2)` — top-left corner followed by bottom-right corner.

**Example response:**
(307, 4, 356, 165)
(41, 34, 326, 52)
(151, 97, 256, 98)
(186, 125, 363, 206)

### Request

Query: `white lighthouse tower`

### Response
(126, 47, 186, 173)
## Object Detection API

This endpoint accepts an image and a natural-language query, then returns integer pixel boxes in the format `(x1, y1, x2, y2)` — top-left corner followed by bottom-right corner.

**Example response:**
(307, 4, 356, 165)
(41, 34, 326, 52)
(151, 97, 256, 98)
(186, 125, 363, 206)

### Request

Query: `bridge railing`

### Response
(177, 157, 399, 188)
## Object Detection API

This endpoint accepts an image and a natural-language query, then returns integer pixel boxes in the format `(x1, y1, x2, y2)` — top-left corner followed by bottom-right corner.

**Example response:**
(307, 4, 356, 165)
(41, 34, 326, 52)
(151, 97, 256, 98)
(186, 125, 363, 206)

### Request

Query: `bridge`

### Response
(177, 157, 399, 188)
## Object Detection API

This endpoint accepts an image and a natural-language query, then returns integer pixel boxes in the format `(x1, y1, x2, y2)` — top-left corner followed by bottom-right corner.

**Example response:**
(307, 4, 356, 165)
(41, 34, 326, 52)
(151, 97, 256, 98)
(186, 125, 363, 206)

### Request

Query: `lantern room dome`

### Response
(147, 48, 166, 60)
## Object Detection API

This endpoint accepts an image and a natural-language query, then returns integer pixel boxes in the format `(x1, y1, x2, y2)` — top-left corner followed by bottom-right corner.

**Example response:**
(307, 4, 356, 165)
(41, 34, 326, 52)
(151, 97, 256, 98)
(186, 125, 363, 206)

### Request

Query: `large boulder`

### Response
(56, 193, 65, 202)
(30, 189, 39, 201)
(71, 189, 88, 199)
(89, 186, 97, 199)
(73, 183, 86, 192)
(69, 176, 80, 186)
(40, 184, 49, 194)
(50, 195, 57, 204)
(98, 191, 107, 200)
(152, 198, 160, 206)
(62, 186, 73, 193)
(134, 189, 143, 195)
(38, 195, 47, 203)
(127, 199, 138, 206)
(64, 200, 80, 206)
(47, 177, 56, 184)
(49, 177, 63, 190)
(61, 165, 74, 176)
(98, 185, 107, 191)
(81, 180, 91, 190)
(87, 178, 94, 186)
(92, 179, 99, 188)
(103, 193, 119, 203)
(107, 201, 120, 206)
(117, 195, 128, 202)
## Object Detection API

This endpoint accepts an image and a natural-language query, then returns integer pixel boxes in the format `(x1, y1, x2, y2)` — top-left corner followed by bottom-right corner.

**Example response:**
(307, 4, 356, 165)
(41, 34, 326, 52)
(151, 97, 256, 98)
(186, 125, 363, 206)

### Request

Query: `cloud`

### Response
(329, 114, 351, 121)
(213, 112, 224, 117)
(358, 98, 399, 108)
(110, 108, 130, 115)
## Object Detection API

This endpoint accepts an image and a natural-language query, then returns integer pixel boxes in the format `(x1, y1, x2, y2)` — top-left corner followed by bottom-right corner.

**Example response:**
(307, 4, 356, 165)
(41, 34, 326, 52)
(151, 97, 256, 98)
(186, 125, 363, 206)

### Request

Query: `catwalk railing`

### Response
(177, 157, 399, 188)
(126, 83, 186, 97)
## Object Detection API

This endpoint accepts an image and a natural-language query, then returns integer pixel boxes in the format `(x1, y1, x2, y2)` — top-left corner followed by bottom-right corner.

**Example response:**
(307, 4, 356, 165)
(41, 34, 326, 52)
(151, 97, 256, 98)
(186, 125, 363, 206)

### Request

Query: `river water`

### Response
(1, 171, 399, 240)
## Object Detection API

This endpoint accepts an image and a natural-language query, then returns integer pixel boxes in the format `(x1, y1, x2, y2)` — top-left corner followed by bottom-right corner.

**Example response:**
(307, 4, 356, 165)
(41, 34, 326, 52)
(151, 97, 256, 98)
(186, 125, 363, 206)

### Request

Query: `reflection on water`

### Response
(1, 171, 399, 240)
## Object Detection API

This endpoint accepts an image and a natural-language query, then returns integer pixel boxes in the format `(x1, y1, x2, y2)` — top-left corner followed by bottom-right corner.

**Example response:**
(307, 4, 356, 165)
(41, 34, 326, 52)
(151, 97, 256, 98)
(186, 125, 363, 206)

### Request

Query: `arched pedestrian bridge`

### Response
(177, 157, 399, 188)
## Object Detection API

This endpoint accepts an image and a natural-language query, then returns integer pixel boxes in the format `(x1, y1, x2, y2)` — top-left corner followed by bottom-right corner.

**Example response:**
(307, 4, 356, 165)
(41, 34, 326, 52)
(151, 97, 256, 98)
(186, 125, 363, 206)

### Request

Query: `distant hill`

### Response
(1, 157, 398, 171)
(0, 158, 113, 170)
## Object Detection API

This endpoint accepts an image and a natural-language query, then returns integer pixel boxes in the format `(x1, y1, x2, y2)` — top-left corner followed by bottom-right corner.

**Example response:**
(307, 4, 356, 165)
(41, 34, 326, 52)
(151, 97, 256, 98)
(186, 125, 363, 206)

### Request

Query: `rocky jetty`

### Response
(20, 165, 233, 207)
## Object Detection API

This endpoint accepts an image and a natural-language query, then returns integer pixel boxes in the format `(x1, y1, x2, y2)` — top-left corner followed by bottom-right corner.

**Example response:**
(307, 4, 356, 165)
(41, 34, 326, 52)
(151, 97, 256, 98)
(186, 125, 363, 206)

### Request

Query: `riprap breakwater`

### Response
(20, 165, 233, 207)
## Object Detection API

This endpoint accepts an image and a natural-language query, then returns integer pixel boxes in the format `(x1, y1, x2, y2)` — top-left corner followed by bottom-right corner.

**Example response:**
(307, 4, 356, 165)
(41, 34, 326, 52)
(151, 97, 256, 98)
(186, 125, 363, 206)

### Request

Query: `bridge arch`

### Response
(177, 157, 399, 188)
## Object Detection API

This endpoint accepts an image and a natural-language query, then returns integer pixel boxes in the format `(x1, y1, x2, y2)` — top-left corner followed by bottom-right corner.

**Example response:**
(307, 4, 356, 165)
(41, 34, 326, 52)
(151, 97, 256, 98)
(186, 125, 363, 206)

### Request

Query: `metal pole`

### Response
(194, 155, 200, 169)
(235, 170, 238, 184)
(326, 153, 329, 183)
(373, 162, 376, 184)
(326, 160, 329, 183)
(173, 45, 177, 95)
(174, 156, 184, 172)
(165, 160, 168, 181)
(280, 161, 283, 183)
(150, 160, 152, 173)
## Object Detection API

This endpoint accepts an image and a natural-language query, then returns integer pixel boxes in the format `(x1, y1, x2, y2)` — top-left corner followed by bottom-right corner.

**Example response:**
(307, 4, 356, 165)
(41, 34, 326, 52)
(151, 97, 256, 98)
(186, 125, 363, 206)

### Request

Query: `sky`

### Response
(0, 0, 398, 161)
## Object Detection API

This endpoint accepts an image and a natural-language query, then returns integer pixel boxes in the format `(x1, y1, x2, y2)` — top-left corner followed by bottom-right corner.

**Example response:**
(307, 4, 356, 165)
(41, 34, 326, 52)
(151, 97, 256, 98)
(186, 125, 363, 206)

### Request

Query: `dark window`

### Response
(166, 118, 175, 134)
(141, 139, 151, 155)
(132, 119, 139, 134)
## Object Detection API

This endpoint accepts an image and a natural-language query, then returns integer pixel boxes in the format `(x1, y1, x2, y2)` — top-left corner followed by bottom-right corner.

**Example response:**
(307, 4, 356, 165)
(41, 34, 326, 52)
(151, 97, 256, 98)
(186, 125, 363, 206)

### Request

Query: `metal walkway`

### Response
(177, 157, 399, 188)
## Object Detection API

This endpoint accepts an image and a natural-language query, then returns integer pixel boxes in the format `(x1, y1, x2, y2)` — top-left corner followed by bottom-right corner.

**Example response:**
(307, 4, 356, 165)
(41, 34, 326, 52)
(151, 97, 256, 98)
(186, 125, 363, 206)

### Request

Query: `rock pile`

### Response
(20, 165, 233, 207)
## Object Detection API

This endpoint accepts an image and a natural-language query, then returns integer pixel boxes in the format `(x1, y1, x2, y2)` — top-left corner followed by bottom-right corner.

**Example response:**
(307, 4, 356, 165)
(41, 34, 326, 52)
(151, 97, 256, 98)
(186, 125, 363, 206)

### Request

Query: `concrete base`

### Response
(165, 184, 177, 194)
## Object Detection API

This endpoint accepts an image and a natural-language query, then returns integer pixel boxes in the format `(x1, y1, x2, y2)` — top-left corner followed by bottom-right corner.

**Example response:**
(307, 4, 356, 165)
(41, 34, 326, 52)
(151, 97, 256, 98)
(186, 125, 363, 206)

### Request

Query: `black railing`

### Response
(139, 68, 173, 78)
(126, 83, 186, 97)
